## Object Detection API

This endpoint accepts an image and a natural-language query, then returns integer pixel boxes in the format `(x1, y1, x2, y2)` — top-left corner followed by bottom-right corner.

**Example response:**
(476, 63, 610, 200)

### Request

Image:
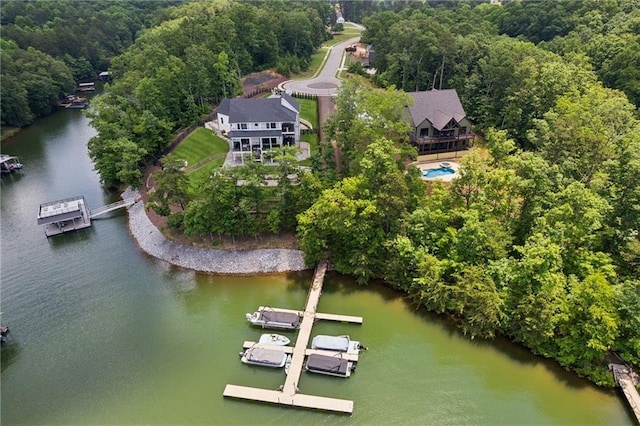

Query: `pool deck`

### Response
(415, 160, 460, 182)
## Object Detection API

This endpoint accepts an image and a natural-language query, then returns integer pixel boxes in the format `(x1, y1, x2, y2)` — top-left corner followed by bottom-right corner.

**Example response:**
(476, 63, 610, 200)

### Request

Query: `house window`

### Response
(239, 123, 247, 130)
(419, 128, 429, 137)
(233, 141, 240, 151)
(269, 122, 277, 129)
(241, 138, 250, 150)
(460, 127, 467, 135)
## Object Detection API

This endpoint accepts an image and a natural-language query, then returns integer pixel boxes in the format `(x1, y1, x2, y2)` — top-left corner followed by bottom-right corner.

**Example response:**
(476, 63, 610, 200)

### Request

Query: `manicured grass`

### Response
(327, 31, 361, 45)
(297, 48, 330, 79)
(167, 127, 228, 167)
(297, 98, 318, 129)
(187, 157, 226, 186)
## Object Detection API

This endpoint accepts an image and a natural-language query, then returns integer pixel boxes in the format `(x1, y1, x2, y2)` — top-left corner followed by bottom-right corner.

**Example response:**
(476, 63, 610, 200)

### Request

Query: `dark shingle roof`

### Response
(407, 89, 467, 130)
(218, 96, 299, 124)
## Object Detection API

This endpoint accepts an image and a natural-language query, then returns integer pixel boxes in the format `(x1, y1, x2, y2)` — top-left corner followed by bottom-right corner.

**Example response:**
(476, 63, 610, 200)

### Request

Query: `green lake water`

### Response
(0, 107, 634, 425)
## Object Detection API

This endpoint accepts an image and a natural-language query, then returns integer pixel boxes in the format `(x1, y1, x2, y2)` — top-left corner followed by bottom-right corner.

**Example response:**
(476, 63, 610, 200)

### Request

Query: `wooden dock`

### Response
(224, 260, 362, 414)
(610, 364, 640, 423)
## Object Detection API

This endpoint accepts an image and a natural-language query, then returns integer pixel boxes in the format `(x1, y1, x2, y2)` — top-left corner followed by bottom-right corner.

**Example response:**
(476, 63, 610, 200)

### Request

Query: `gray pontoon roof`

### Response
(311, 335, 350, 352)
(244, 347, 286, 366)
(306, 354, 349, 375)
(257, 310, 301, 327)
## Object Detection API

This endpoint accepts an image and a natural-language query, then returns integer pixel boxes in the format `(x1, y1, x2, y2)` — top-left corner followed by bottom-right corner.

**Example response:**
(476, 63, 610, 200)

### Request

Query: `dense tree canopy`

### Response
(0, 0, 175, 127)
(299, 23, 639, 380)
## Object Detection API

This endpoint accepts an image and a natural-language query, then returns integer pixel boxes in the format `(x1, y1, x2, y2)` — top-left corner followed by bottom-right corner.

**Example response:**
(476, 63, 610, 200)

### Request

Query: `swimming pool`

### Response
(423, 167, 456, 178)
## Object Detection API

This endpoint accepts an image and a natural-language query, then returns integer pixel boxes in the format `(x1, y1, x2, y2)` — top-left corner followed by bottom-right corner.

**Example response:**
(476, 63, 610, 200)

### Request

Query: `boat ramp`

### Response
(37, 196, 138, 237)
(223, 260, 363, 414)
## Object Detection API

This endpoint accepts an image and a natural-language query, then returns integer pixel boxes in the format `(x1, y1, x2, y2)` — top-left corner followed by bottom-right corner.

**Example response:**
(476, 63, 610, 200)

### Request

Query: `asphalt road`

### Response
(283, 34, 362, 96)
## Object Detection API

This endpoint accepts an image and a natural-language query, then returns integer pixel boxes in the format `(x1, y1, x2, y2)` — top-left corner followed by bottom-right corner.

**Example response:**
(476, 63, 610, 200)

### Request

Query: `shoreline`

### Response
(122, 188, 310, 274)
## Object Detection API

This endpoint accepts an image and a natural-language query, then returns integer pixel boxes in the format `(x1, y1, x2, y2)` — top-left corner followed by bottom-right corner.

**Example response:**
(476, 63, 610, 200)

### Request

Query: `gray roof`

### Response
(228, 129, 283, 138)
(217, 96, 298, 124)
(407, 89, 467, 130)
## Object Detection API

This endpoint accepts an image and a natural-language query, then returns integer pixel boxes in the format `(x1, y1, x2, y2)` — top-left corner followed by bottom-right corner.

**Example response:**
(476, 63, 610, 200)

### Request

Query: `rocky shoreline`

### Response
(122, 188, 309, 274)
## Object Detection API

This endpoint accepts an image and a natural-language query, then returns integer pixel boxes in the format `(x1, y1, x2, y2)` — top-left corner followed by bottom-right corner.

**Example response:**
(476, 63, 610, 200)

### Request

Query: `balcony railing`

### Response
(413, 133, 475, 145)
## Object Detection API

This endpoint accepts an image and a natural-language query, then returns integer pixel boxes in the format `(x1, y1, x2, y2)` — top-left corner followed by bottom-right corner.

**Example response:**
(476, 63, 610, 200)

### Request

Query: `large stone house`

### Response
(407, 89, 474, 155)
(216, 93, 300, 164)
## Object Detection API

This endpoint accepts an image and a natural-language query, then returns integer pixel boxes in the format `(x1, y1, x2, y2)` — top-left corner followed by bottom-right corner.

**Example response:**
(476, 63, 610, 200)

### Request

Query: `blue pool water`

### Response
(423, 167, 456, 178)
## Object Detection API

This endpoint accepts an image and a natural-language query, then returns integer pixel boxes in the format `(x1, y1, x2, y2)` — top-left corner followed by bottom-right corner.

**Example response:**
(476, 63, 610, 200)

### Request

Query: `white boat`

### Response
(305, 353, 355, 378)
(311, 335, 367, 354)
(240, 347, 290, 368)
(285, 354, 292, 375)
(246, 308, 301, 330)
(258, 333, 291, 346)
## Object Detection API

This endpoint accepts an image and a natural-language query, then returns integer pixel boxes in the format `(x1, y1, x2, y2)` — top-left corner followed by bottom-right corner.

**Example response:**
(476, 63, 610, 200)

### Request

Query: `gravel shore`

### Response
(122, 188, 309, 274)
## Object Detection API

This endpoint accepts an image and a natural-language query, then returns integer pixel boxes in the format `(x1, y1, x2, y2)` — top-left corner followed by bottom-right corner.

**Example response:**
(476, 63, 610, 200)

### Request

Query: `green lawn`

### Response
(187, 157, 226, 185)
(297, 98, 318, 129)
(167, 127, 228, 168)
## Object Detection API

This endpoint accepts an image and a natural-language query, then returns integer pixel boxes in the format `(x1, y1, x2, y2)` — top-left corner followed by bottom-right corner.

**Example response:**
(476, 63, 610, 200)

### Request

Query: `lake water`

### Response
(0, 107, 634, 425)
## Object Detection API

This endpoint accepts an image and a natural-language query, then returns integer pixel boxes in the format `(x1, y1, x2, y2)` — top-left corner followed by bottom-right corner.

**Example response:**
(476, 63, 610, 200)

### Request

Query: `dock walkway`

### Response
(610, 363, 640, 423)
(223, 260, 362, 414)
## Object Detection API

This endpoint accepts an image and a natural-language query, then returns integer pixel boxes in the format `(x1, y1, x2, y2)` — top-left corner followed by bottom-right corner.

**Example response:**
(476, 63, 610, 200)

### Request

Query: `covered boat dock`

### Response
(37, 196, 138, 237)
(37, 196, 92, 237)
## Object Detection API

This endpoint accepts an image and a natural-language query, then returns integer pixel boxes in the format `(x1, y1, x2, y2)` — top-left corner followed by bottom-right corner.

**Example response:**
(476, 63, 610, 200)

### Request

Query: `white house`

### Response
(216, 94, 301, 164)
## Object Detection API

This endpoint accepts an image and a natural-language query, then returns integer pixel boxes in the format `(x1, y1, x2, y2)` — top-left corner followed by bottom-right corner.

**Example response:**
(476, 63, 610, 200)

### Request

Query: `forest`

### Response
(2, 0, 638, 386)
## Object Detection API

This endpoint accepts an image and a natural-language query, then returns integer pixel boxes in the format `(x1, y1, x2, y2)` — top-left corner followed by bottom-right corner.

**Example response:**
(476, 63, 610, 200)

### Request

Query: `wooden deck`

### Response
(315, 312, 363, 323)
(224, 260, 362, 414)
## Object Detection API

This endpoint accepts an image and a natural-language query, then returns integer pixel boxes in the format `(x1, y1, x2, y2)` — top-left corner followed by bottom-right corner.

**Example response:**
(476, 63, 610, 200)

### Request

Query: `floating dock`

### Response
(37, 196, 138, 237)
(224, 260, 363, 414)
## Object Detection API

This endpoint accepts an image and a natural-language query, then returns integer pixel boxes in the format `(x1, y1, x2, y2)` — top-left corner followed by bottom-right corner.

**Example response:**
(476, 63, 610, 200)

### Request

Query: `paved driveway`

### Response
(283, 35, 361, 96)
